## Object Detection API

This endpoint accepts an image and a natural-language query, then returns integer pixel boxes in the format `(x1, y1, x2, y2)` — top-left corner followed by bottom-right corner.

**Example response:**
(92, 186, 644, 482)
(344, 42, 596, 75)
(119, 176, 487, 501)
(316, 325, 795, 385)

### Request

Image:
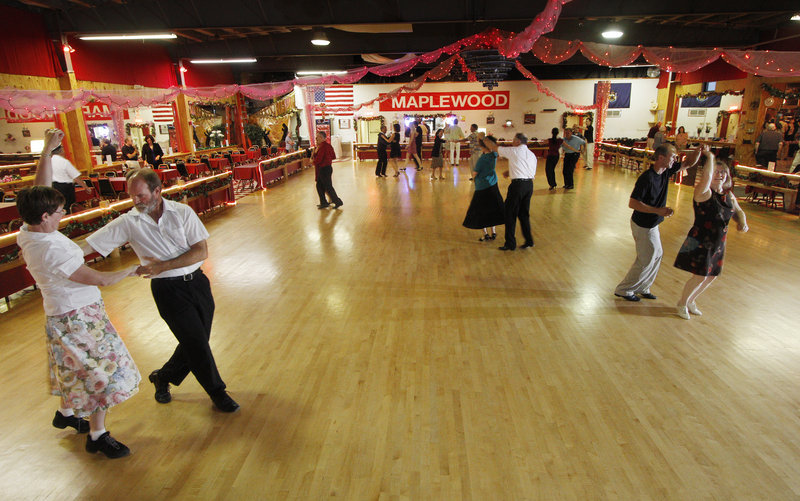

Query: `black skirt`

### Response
(462, 184, 505, 229)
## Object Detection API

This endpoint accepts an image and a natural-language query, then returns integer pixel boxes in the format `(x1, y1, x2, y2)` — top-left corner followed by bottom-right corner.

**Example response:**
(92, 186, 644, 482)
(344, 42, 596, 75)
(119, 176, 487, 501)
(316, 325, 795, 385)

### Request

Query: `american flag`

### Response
(152, 104, 175, 123)
(313, 85, 354, 118)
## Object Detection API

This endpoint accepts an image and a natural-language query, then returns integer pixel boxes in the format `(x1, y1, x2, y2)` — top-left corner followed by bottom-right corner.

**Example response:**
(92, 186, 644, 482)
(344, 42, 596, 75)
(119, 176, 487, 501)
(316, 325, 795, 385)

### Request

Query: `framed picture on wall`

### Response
(486, 116, 495, 124)
(524, 113, 536, 124)
(339, 119, 351, 129)
(159, 125, 169, 134)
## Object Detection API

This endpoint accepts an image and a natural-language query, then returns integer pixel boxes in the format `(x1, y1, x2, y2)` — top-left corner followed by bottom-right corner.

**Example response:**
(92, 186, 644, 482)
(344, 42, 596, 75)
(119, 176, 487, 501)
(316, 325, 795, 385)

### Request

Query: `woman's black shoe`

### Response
(52, 411, 89, 433)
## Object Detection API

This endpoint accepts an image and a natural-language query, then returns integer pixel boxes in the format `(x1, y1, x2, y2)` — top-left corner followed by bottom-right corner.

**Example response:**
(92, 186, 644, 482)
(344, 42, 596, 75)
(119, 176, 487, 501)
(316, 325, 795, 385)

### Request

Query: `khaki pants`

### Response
(614, 220, 663, 296)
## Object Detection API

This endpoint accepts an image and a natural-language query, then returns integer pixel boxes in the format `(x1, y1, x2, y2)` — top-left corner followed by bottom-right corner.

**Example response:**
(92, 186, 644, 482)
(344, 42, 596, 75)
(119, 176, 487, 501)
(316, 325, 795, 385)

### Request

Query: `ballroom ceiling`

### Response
(5, 0, 800, 82)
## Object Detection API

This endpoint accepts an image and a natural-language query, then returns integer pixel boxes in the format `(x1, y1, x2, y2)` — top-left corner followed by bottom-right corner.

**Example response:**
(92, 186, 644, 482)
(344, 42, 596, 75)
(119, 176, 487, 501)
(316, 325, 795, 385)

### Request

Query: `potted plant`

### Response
(244, 123, 265, 147)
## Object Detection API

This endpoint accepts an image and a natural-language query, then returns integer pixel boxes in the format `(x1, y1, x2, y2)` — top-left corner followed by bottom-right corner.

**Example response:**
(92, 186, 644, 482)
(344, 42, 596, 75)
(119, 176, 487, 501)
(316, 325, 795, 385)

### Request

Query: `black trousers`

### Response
(503, 179, 534, 249)
(563, 153, 580, 188)
(376, 152, 388, 176)
(316, 165, 342, 205)
(52, 182, 76, 213)
(150, 271, 226, 397)
(545, 155, 559, 188)
(755, 150, 777, 168)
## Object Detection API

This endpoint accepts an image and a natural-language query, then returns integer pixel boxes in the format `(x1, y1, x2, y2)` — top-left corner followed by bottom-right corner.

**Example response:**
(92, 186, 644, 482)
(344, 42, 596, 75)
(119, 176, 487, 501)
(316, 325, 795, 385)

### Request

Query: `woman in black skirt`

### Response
(389, 123, 402, 177)
(462, 135, 505, 241)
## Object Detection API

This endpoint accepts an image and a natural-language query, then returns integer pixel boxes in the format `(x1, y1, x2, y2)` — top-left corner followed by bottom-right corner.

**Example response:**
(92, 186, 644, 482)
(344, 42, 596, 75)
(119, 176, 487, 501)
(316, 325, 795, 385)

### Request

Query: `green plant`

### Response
(244, 123, 265, 146)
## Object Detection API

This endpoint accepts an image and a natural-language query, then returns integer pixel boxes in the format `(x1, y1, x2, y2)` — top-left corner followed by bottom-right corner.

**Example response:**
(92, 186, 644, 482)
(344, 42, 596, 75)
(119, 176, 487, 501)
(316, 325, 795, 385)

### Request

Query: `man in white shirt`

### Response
(446, 119, 465, 165)
(50, 145, 82, 213)
(85, 169, 240, 413)
(487, 133, 537, 250)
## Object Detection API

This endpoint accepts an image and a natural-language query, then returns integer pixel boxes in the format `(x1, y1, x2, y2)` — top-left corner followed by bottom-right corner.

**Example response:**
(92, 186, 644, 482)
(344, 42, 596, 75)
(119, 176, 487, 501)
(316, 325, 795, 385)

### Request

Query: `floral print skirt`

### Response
(45, 300, 140, 417)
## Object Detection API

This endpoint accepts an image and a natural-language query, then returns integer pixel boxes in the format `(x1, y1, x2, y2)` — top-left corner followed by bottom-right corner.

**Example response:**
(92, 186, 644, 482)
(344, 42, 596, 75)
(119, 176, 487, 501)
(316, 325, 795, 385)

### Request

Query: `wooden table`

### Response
(233, 165, 263, 190)
(208, 157, 229, 170)
(156, 169, 180, 183)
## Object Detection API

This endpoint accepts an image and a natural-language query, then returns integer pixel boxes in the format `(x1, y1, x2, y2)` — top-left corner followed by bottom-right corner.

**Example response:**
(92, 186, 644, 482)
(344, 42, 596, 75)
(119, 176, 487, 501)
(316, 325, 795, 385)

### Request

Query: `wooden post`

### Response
(57, 73, 92, 173)
(174, 93, 193, 153)
(735, 74, 763, 166)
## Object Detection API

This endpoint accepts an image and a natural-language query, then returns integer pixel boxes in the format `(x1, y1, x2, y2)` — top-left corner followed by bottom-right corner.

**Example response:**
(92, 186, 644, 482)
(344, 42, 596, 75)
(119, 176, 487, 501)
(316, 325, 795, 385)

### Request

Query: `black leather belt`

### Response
(511, 178, 533, 181)
(153, 269, 202, 282)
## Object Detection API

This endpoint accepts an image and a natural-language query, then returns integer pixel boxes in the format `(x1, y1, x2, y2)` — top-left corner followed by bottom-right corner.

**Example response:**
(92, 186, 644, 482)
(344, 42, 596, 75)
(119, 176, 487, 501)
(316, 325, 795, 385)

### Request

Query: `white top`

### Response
(17, 226, 101, 316)
(51, 155, 81, 184)
(87, 199, 209, 279)
(497, 145, 537, 179)
(446, 126, 464, 141)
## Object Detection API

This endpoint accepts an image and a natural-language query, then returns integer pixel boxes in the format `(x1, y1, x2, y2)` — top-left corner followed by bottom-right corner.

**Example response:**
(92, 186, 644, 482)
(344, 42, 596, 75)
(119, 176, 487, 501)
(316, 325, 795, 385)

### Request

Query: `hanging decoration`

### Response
(459, 50, 517, 90)
(761, 83, 800, 101)
(677, 89, 744, 99)
(515, 60, 599, 111)
(592, 82, 610, 159)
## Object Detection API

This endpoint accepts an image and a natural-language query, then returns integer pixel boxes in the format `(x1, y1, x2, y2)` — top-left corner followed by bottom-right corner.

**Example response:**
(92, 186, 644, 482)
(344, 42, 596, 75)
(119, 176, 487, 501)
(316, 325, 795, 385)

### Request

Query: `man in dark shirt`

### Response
(100, 139, 117, 163)
(121, 137, 139, 170)
(313, 131, 343, 209)
(375, 125, 389, 177)
(614, 144, 701, 301)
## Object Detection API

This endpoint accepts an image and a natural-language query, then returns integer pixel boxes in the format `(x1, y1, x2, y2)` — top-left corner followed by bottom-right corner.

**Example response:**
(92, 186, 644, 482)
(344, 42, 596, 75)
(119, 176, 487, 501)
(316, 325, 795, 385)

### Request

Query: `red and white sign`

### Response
(82, 102, 113, 121)
(379, 91, 510, 111)
(3, 109, 56, 123)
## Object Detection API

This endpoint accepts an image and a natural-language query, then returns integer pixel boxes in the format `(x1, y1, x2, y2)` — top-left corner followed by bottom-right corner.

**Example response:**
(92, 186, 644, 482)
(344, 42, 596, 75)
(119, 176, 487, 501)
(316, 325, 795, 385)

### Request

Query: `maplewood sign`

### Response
(379, 91, 510, 111)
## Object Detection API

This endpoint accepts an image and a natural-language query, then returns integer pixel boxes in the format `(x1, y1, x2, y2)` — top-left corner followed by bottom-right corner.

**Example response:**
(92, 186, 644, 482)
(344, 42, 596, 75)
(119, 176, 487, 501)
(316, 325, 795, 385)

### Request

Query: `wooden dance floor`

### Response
(1, 158, 799, 499)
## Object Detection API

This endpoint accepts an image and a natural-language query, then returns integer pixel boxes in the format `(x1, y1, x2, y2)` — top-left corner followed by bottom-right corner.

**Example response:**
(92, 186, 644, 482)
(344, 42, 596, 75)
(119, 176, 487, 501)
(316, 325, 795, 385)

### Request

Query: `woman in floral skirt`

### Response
(673, 147, 749, 319)
(16, 129, 140, 458)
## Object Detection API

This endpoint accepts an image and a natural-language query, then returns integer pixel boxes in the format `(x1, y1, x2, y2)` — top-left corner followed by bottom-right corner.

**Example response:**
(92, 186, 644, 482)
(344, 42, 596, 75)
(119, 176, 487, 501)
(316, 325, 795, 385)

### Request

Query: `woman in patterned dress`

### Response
(16, 129, 140, 458)
(673, 147, 749, 319)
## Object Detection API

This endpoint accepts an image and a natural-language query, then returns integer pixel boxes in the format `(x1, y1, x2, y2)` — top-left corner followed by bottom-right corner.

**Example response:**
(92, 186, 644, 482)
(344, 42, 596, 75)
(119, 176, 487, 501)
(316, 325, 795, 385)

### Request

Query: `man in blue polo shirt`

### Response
(560, 128, 585, 189)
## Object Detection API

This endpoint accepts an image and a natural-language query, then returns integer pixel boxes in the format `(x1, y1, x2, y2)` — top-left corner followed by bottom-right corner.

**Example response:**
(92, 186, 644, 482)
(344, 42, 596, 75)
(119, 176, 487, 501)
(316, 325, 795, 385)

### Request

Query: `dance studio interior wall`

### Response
(323, 79, 662, 143)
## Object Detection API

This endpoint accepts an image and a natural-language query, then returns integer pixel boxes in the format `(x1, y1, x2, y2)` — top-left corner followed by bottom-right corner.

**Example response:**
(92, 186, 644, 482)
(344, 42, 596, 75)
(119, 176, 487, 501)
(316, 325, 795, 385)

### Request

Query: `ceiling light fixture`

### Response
(601, 30, 624, 39)
(311, 30, 330, 46)
(190, 58, 257, 64)
(79, 33, 177, 41)
(792, 14, 800, 21)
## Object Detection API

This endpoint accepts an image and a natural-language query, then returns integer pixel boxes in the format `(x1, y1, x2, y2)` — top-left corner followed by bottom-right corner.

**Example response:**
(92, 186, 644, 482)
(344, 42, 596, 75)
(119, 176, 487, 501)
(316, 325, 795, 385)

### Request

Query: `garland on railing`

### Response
(260, 151, 306, 170)
(677, 90, 744, 99)
(735, 170, 799, 190)
(716, 110, 733, 126)
(561, 111, 594, 130)
(1, 174, 22, 183)
(0, 248, 19, 265)
(60, 210, 119, 239)
(761, 83, 800, 101)
(164, 178, 232, 201)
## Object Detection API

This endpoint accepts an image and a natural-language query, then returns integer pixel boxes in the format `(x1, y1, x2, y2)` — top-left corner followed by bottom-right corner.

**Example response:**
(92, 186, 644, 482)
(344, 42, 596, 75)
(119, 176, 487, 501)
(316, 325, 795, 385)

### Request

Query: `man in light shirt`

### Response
(85, 169, 240, 413)
(446, 119, 465, 166)
(486, 133, 537, 250)
(50, 145, 82, 213)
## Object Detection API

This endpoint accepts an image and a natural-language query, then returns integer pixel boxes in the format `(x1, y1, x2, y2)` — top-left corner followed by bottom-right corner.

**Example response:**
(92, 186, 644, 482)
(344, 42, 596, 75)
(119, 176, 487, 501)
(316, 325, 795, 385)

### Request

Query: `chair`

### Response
(69, 202, 85, 214)
(9, 219, 23, 231)
(105, 171, 116, 177)
(97, 178, 116, 199)
(261, 147, 269, 157)
(175, 162, 190, 179)
(89, 173, 99, 178)
(82, 178, 94, 189)
(117, 192, 130, 200)
(223, 153, 233, 167)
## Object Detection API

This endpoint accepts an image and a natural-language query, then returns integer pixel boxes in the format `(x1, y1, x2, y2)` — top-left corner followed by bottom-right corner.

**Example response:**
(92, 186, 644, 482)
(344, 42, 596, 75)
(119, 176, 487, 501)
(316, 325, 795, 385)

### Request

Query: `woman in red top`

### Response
(544, 127, 563, 190)
(312, 131, 343, 209)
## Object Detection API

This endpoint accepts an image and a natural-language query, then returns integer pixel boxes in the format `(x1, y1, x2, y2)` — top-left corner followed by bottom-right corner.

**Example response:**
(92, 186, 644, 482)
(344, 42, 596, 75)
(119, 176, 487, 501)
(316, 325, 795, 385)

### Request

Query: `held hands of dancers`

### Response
(135, 256, 165, 278)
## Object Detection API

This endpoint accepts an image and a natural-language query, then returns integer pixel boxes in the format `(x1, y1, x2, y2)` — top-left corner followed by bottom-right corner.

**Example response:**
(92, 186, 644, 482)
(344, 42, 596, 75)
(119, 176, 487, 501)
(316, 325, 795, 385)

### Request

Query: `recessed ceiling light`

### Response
(602, 30, 624, 39)
(311, 30, 330, 46)
(79, 33, 177, 40)
(190, 58, 257, 64)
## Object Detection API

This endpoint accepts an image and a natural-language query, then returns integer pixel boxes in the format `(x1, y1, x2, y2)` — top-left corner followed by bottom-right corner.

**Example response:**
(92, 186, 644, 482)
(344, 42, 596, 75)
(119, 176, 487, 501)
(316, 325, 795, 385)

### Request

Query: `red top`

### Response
(313, 141, 336, 179)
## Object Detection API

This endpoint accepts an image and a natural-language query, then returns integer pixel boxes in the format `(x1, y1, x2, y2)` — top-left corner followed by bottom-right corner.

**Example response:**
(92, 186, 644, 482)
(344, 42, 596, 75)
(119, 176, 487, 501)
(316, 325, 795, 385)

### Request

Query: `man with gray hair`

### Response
(85, 169, 239, 413)
(486, 132, 537, 250)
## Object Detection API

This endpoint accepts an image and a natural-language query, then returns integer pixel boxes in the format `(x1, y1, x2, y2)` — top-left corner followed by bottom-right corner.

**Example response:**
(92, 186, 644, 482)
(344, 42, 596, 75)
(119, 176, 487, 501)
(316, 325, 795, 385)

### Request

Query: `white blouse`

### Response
(17, 226, 101, 316)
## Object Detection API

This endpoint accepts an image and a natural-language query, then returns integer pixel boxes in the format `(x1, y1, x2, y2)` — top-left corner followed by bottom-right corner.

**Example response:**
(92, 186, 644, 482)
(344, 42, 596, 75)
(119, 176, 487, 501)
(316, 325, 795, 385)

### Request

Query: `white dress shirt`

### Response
(51, 155, 81, 183)
(18, 226, 101, 315)
(497, 145, 537, 179)
(87, 199, 209, 279)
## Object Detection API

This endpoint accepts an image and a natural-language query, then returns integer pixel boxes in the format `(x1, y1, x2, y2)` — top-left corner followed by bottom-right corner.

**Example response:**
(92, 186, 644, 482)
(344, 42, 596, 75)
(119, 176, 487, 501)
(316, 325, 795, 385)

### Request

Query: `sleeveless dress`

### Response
(390, 133, 401, 158)
(673, 192, 735, 276)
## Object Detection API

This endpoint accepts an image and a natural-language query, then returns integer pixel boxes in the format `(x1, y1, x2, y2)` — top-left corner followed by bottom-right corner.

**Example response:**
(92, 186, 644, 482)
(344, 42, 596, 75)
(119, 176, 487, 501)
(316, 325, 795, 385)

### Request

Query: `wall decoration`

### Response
(524, 113, 536, 124)
(21, 127, 30, 138)
(159, 125, 169, 134)
(561, 111, 594, 130)
(486, 115, 495, 124)
(338, 119, 351, 129)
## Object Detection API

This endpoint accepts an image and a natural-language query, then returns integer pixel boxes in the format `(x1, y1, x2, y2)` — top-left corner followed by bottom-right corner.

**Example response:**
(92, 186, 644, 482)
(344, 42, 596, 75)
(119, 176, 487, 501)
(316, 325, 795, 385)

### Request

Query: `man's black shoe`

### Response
(638, 292, 657, 300)
(498, 245, 515, 251)
(148, 370, 171, 404)
(332, 200, 343, 209)
(211, 392, 240, 413)
(614, 293, 641, 302)
(520, 242, 535, 249)
(52, 411, 89, 433)
(86, 432, 130, 459)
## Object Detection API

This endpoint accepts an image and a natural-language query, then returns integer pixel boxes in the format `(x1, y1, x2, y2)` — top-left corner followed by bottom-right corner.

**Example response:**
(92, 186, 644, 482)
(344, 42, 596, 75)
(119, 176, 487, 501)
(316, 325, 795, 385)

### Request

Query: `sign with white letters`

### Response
(379, 91, 510, 111)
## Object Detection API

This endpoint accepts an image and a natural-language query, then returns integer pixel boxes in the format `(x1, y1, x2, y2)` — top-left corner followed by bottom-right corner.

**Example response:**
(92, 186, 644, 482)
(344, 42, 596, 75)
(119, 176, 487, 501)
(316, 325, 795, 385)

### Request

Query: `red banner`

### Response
(3, 109, 55, 123)
(379, 91, 509, 111)
(82, 102, 113, 121)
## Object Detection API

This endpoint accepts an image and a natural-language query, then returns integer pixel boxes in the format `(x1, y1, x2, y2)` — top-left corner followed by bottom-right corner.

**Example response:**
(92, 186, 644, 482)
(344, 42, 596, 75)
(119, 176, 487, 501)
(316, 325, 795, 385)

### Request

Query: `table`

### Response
(185, 162, 204, 176)
(246, 150, 260, 161)
(0, 202, 19, 224)
(208, 157, 229, 170)
(74, 187, 95, 203)
(233, 165, 263, 190)
(156, 169, 179, 183)
(231, 153, 247, 164)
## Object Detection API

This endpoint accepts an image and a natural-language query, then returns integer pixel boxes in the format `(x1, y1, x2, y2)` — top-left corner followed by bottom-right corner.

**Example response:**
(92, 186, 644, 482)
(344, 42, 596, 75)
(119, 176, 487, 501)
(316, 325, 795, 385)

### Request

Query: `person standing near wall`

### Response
(545, 128, 563, 190)
(446, 119, 464, 166)
(560, 128, 585, 190)
(50, 145, 81, 213)
(375, 125, 389, 178)
(584, 120, 594, 170)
